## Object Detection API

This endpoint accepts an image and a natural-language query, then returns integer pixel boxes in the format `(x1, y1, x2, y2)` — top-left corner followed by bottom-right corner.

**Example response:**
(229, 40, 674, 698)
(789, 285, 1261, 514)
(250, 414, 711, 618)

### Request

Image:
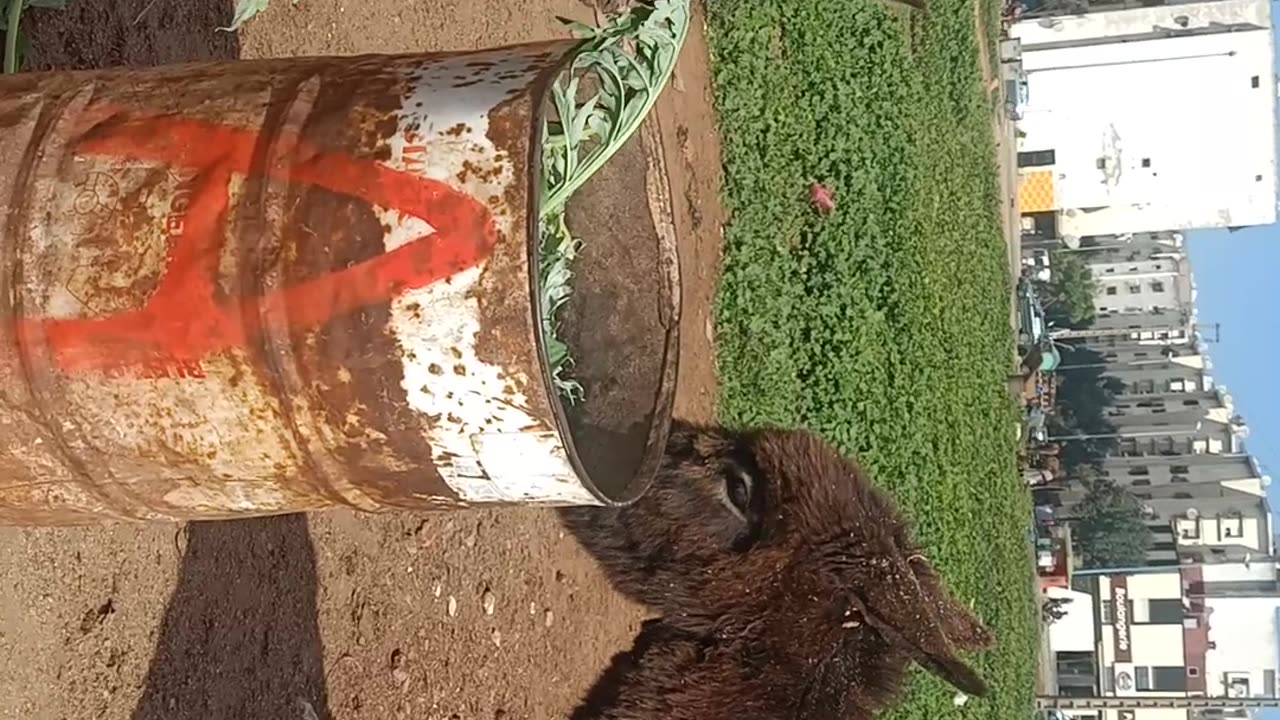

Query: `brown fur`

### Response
(563, 422, 995, 719)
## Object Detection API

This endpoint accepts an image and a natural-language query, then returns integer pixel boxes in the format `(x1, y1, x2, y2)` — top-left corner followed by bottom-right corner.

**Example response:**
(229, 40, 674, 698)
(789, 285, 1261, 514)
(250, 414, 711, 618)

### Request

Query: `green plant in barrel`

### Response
(2, 0, 65, 73)
(538, 0, 691, 401)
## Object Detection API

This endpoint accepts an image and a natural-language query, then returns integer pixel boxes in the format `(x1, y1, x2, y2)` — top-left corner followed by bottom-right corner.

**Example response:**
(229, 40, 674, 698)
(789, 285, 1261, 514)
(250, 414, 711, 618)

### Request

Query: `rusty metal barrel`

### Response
(0, 41, 681, 525)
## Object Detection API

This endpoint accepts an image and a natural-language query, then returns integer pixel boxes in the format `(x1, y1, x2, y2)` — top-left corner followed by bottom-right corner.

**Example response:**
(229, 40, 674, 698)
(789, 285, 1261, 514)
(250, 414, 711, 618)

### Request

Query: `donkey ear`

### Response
(848, 561, 990, 698)
(910, 557, 997, 651)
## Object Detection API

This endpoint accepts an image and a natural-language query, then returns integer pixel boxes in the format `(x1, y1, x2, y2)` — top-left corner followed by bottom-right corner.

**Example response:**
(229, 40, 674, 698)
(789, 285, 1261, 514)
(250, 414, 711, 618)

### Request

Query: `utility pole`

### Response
(1037, 696, 1280, 711)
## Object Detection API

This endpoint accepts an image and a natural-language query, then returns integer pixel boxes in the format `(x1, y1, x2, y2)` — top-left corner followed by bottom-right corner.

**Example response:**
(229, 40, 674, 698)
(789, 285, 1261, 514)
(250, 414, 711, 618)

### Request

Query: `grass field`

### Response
(704, 0, 1038, 718)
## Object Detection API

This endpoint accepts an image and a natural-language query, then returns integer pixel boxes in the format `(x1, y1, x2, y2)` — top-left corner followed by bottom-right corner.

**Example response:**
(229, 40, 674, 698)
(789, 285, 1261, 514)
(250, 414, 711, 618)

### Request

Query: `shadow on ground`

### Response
(22, 4, 332, 718)
(131, 517, 332, 720)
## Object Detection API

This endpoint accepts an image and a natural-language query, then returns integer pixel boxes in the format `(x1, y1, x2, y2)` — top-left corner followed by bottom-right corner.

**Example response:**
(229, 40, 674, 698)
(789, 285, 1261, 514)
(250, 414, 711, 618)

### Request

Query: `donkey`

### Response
(563, 422, 995, 718)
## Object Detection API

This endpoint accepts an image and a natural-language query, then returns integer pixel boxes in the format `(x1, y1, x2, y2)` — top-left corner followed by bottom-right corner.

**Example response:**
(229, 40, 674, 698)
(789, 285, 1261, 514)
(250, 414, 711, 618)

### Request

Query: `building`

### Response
(1011, 0, 1278, 241)
(1080, 233, 1194, 320)
(1048, 562, 1280, 720)
(1053, 325, 1272, 567)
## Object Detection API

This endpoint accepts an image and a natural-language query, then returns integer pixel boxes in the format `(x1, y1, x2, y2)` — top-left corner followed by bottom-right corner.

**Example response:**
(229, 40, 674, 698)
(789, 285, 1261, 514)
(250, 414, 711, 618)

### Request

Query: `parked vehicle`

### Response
(1002, 60, 1029, 121)
(1021, 248, 1051, 282)
(1017, 279, 1047, 346)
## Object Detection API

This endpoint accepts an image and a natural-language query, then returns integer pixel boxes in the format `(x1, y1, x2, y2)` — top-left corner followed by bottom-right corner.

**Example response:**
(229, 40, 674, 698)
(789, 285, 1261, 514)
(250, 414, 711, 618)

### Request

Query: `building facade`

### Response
(1011, 0, 1278, 240)
(1049, 563, 1280, 720)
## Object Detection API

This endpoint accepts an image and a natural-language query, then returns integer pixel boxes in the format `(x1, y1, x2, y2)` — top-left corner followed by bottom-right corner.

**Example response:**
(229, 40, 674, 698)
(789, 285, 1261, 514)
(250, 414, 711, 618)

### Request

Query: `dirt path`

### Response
(971, 0, 1023, 364)
(974, 0, 1000, 97)
(4, 1, 726, 718)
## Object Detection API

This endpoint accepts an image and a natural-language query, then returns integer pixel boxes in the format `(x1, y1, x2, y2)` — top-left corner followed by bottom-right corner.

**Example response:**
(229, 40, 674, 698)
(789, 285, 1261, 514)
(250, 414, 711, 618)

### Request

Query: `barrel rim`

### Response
(523, 47, 682, 508)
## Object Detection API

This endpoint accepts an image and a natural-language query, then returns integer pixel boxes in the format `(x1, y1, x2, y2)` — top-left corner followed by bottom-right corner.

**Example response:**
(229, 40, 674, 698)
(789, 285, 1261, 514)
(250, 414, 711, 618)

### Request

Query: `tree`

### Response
(1051, 346, 1124, 474)
(1070, 479, 1154, 569)
(1038, 252, 1098, 328)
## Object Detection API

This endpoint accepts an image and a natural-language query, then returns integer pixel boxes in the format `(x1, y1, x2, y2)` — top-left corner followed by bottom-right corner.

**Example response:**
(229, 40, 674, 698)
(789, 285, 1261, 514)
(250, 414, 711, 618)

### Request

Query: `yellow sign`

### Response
(1018, 170, 1056, 213)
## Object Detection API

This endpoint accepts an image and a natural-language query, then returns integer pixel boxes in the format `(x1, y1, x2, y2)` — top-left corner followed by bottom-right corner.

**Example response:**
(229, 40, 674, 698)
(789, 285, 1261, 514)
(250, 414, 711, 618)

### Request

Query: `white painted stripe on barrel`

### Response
(380, 49, 599, 506)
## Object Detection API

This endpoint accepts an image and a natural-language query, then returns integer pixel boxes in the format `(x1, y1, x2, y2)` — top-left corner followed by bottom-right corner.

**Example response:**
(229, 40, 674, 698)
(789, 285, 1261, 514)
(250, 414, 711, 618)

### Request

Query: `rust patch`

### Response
(428, 363, 443, 375)
(457, 158, 503, 185)
(470, 84, 555, 422)
(247, 59, 456, 509)
(452, 364, 467, 376)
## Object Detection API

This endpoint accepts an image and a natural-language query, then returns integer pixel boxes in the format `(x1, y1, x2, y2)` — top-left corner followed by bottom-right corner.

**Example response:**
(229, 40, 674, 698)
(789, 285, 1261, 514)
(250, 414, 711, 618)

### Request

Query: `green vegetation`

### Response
(706, 0, 1036, 717)
(1071, 478, 1155, 569)
(1040, 251, 1099, 326)
(539, 0, 691, 402)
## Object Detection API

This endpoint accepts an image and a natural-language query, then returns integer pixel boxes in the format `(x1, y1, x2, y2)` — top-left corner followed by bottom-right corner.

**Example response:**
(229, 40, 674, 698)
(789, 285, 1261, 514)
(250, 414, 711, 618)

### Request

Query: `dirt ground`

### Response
(3, 1, 726, 718)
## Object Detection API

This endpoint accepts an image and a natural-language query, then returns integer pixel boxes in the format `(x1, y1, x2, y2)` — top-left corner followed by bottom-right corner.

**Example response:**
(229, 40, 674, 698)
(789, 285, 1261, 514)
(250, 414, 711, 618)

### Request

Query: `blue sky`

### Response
(1184, 230, 1277, 507)
(1181, 0, 1280, 538)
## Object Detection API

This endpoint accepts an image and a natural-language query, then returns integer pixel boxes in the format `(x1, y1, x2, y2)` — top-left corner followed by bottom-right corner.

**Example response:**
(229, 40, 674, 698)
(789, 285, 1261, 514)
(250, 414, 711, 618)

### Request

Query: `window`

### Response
(1171, 465, 1189, 474)
(1183, 399, 1200, 407)
(1143, 666, 1188, 692)
(1264, 670, 1276, 697)
(1147, 599, 1184, 624)
(1129, 466, 1150, 476)
(1135, 667, 1151, 690)
(1018, 150, 1056, 167)
(1105, 267, 1116, 274)
(1227, 675, 1251, 698)
(1151, 281, 1166, 293)
(1107, 286, 1118, 296)
(1220, 516, 1244, 538)
(1141, 158, 1152, 168)
(1252, 75, 1261, 89)
(1128, 285, 1142, 294)
(1132, 478, 1151, 487)
(1097, 157, 1107, 170)
(1178, 518, 1201, 539)
(1171, 475, 1189, 483)
(1174, 492, 1193, 499)
(1188, 667, 1200, 678)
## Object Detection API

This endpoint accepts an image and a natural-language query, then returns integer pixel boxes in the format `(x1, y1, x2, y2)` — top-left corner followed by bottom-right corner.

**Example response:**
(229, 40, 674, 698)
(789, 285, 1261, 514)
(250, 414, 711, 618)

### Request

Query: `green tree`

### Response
(1070, 479, 1154, 569)
(1052, 346, 1124, 474)
(1038, 252, 1098, 328)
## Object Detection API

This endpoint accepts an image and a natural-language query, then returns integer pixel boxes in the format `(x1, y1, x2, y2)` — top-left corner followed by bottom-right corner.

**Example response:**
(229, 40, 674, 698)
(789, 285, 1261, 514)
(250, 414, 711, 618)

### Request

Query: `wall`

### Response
(1012, 0, 1277, 235)
(1101, 455, 1259, 487)
(1092, 258, 1189, 314)
(1100, 573, 1188, 691)
(1203, 598, 1280, 696)
(1047, 586, 1100, 653)
(1013, 0, 1272, 46)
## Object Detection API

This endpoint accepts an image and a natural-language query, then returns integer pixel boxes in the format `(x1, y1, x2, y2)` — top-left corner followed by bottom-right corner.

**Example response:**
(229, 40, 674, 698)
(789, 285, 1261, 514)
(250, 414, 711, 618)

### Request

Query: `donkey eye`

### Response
(724, 469, 754, 517)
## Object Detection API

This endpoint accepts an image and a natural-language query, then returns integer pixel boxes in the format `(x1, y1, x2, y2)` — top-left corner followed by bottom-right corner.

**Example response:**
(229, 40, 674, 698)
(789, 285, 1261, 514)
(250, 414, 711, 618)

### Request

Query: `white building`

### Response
(1080, 233, 1194, 318)
(1048, 562, 1280, 720)
(1197, 562, 1280, 698)
(1011, 0, 1278, 239)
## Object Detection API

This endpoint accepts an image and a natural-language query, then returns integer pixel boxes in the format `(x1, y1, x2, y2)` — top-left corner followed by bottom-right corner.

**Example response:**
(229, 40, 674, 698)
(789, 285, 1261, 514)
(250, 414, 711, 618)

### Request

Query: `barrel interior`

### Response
(532, 121, 680, 506)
